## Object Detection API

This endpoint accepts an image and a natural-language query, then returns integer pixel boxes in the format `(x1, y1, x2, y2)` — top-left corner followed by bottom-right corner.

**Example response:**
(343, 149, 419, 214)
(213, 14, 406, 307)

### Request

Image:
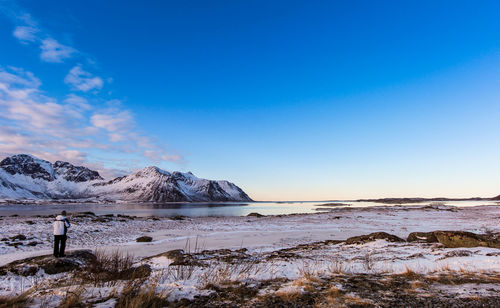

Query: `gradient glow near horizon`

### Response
(1, 1, 500, 201)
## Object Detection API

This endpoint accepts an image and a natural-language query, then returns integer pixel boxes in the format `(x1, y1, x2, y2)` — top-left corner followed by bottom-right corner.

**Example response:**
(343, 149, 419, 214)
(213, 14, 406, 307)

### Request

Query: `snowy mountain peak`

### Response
(53, 161, 103, 182)
(134, 166, 171, 177)
(0, 154, 55, 181)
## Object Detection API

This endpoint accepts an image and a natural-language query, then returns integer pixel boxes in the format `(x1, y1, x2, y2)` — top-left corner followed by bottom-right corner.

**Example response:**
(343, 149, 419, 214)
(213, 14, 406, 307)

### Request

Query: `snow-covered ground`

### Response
(1, 204, 500, 306)
(1, 203, 499, 265)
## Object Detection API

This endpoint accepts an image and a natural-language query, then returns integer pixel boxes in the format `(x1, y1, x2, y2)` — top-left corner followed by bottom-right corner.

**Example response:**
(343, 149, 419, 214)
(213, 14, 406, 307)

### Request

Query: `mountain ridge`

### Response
(0, 154, 252, 202)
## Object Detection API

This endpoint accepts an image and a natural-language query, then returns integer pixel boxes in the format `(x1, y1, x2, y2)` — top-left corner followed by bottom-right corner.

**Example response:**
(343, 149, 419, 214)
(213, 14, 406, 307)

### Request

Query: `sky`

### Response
(1, 0, 500, 201)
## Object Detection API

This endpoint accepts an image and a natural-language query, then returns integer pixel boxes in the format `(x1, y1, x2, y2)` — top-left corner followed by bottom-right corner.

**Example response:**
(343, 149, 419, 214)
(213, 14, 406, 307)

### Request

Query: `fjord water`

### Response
(0, 200, 498, 217)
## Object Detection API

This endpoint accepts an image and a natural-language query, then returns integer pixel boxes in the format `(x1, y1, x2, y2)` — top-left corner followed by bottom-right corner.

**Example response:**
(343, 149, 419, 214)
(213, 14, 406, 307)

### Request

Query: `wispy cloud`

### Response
(0, 67, 181, 177)
(12, 25, 38, 43)
(40, 38, 76, 63)
(65, 65, 104, 92)
(3, 6, 76, 63)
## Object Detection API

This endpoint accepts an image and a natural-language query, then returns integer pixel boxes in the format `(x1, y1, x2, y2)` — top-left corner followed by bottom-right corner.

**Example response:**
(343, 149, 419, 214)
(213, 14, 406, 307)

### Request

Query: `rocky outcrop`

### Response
(345, 232, 405, 245)
(433, 231, 500, 249)
(407, 232, 439, 243)
(0, 250, 96, 276)
(408, 230, 500, 248)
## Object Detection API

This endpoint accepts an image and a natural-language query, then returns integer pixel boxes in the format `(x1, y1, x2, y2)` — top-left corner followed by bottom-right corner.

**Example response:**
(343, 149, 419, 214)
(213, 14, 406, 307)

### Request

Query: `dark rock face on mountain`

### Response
(54, 161, 103, 182)
(0, 154, 252, 202)
(0, 154, 54, 181)
(492, 195, 500, 200)
(0, 154, 103, 183)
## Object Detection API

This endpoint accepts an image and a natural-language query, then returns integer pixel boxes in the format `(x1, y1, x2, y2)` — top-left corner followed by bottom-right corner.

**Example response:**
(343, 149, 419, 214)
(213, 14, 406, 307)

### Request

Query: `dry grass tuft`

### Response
(115, 279, 168, 308)
(362, 252, 374, 271)
(58, 285, 86, 308)
(197, 258, 263, 287)
(400, 266, 424, 280)
(0, 292, 32, 308)
(74, 249, 138, 285)
(342, 294, 374, 307)
(328, 257, 345, 274)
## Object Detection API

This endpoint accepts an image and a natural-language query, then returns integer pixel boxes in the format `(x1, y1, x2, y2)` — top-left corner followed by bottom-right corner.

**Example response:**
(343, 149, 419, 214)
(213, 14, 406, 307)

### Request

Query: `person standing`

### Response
(53, 210, 71, 257)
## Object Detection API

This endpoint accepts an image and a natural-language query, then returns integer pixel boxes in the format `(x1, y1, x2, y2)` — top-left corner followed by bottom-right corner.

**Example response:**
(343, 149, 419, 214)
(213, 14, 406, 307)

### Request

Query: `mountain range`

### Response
(0, 154, 252, 202)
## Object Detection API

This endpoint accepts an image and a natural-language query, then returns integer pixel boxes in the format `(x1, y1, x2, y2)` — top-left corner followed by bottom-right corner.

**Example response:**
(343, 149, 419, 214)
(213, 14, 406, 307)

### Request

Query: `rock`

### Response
(92, 217, 110, 223)
(117, 214, 134, 219)
(170, 215, 185, 221)
(408, 230, 500, 248)
(10, 234, 27, 241)
(0, 250, 96, 276)
(407, 232, 438, 243)
(119, 264, 151, 279)
(136, 236, 153, 242)
(433, 231, 500, 249)
(27, 241, 39, 246)
(75, 211, 96, 217)
(438, 250, 473, 259)
(247, 212, 265, 217)
(25, 220, 35, 225)
(148, 249, 203, 266)
(161, 249, 185, 260)
(345, 232, 405, 245)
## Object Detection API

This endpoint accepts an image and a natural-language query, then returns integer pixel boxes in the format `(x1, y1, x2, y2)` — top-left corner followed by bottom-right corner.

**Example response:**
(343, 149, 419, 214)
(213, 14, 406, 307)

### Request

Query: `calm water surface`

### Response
(0, 200, 499, 217)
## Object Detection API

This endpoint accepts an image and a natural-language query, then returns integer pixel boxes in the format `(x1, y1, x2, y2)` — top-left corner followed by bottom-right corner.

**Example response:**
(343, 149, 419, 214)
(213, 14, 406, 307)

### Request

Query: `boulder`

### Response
(247, 212, 265, 217)
(136, 236, 153, 242)
(345, 232, 405, 245)
(10, 234, 27, 241)
(148, 249, 203, 266)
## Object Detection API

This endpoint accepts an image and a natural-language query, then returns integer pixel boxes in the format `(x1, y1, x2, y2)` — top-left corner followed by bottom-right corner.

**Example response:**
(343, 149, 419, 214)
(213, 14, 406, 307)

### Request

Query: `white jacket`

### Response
(53, 215, 70, 235)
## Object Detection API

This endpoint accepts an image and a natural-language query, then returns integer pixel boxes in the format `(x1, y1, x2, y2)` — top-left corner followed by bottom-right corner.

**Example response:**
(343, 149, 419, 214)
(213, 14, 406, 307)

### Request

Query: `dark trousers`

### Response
(53, 235, 67, 257)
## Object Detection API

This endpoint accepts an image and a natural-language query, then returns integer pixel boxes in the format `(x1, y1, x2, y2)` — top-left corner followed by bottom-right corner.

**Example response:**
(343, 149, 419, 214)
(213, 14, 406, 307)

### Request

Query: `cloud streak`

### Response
(40, 38, 76, 63)
(65, 65, 104, 92)
(13, 25, 38, 43)
(4, 6, 76, 63)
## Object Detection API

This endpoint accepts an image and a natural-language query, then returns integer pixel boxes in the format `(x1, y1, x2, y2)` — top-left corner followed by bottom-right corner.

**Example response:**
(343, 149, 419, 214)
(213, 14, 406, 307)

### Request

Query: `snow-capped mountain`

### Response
(90, 166, 252, 202)
(0, 154, 252, 202)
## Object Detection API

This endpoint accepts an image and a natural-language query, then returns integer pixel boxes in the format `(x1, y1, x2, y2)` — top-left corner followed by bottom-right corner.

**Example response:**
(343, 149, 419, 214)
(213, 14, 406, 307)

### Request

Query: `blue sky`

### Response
(1, 0, 500, 200)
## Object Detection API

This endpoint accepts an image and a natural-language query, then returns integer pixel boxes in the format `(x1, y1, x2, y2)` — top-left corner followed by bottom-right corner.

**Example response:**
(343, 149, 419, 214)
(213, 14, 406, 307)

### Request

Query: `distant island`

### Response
(356, 196, 500, 204)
